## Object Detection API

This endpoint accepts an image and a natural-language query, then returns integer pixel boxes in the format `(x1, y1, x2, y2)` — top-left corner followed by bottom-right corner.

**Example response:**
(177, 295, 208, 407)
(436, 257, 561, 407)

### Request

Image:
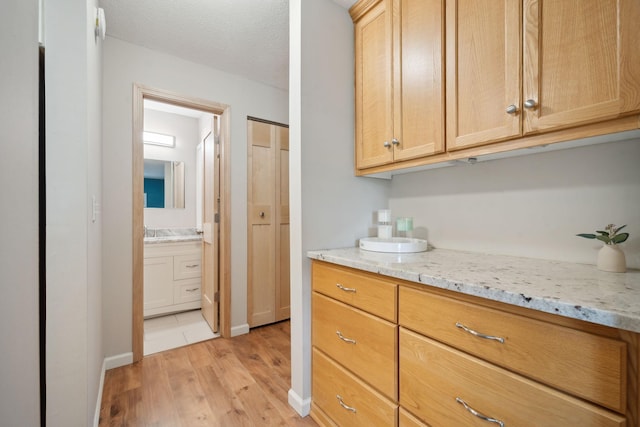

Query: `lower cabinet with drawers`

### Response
(310, 260, 638, 427)
(144, 241, 202, 318)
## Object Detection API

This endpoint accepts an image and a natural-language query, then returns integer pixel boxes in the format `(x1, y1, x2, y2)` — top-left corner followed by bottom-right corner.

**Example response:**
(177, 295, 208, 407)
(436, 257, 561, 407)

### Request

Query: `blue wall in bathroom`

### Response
(144, 178, 164, 208)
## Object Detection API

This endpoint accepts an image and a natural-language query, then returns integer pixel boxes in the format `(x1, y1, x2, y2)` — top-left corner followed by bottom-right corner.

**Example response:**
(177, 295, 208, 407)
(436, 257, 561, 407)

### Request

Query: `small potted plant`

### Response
(577, 224, 629, 272)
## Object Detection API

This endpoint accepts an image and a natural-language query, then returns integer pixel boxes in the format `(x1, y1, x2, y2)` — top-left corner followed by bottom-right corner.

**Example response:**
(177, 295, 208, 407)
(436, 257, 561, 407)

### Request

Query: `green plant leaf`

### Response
(576, 233, 596, 239)
(612, 233, 629, 244)
(596, 230, 609, 236)
(596, 235, 611, 244)
(615, 225, 627, 233)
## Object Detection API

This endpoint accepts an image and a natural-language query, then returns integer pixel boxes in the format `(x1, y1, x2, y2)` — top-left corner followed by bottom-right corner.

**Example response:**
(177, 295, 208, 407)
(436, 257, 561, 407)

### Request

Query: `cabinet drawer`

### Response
(399, 408, 429, 427)
(312, 261, 397, 322)
(174, 279, 201, 304)
(313, 292, 397, 399)
(313, 348, 397, 427)
(399, 328, 625, 427)
(399, 286, 626, 412)
(173, 254, 201, 280)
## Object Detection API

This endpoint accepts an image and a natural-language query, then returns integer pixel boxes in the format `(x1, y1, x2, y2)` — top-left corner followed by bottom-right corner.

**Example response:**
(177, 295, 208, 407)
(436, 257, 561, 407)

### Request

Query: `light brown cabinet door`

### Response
(393, 0, 445, 162)
(523, 0, 640, 134)
(247, 119, 290, 328)
(355, 0, 445, 169)
(446, 0, 522, 151)
(355, 0, 394, 169)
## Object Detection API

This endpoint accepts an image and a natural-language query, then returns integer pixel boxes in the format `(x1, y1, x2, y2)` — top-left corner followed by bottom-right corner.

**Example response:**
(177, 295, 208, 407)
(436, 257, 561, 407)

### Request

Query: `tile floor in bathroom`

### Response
(143, 309, 219, 356)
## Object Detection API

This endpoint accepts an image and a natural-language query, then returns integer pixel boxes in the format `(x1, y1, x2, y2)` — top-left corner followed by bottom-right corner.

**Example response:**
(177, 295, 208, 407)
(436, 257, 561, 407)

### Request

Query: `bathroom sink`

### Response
(359, 237, 428, 253)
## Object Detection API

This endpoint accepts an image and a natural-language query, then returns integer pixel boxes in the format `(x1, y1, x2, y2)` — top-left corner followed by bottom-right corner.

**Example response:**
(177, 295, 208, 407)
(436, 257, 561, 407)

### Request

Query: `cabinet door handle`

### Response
(524, 99, 537, 109)
(336, 395, 357, 413)
(391, 138, 400, 146)
(185, 288, 199, 292)
(505, 104, 518, 114)
(383, 141, 391, 148)
(186, 264, 199, 268)
(259, 211, 265, 218)
(456, 398, 504, 427)
(455, 322, 505, 343)
(336, 283, 356, 293)
(336, 330, 356, 344)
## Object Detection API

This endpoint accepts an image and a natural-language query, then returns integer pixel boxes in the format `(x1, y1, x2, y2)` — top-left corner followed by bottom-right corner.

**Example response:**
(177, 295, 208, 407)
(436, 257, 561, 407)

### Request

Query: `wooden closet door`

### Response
(248, 120, 276, 327)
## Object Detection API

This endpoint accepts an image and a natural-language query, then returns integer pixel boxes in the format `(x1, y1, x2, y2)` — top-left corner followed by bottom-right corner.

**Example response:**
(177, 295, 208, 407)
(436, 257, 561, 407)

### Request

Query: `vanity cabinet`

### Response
(310, 259, 639, 427)
(352, 0, 445, 169)
(144, 241, 201, 317)
(311, 261, 398, 426)
(446, 0, 640, 151)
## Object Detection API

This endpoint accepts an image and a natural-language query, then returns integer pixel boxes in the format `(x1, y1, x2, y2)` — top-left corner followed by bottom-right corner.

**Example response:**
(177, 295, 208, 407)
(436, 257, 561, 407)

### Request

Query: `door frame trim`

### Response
(132, 84, 231, 362)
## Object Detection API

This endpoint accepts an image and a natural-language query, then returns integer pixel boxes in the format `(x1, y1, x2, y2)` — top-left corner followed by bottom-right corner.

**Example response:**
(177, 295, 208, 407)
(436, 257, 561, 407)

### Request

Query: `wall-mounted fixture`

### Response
(95, 7, 106, 42)
(143, 131, 175, 147)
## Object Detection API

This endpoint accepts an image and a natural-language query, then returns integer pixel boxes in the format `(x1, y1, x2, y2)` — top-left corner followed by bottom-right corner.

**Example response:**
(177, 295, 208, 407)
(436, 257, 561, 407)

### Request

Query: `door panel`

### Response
(201, 117, 219, 333)
(446, 0, 522, 150)
(523, 0, 640, 133)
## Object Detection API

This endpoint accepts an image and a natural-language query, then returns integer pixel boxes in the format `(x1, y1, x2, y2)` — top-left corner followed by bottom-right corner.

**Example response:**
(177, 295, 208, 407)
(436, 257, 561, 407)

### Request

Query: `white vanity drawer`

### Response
(173, 254, 202, 280)
(174, 279, 201, 304)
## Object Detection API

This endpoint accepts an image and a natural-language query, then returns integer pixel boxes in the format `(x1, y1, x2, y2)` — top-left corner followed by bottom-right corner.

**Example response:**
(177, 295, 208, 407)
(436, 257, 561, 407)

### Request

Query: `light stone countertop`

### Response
(143, 235, 202, 244)
(307, 247, 640, 333)
(143, 227, 202, 244)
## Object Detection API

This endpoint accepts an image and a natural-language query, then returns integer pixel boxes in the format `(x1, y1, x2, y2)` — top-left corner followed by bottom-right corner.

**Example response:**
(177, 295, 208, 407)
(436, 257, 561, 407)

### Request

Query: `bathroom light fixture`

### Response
(143, 131, 175, 147)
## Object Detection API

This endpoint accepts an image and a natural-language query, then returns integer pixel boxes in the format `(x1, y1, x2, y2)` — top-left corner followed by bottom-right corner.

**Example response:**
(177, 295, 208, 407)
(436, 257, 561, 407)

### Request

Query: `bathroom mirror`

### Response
(143, 159, 185, 209)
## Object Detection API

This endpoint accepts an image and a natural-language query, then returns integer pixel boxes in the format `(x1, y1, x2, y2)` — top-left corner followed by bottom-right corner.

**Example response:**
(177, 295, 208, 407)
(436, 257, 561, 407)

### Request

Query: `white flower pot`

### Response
(597, 244, 626, 273)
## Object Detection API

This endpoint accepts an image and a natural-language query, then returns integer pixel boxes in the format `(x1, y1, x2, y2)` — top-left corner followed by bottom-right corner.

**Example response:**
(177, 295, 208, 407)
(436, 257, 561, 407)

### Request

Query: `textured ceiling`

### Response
(100, 0, 356, 91)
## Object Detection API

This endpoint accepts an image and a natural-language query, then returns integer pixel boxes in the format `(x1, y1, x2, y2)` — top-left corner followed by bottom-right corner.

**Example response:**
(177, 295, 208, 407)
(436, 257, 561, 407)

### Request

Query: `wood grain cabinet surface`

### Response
(352, 0, 445, 170)
(311, 261, 398, 426)
(352, 0, 640, 175)
(310, 259, 640, 427)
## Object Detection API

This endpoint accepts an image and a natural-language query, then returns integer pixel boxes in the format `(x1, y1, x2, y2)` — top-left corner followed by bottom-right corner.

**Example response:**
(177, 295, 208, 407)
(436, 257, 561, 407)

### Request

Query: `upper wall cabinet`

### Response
(446, 0, 640, 151)
(352, 0, 445, 169)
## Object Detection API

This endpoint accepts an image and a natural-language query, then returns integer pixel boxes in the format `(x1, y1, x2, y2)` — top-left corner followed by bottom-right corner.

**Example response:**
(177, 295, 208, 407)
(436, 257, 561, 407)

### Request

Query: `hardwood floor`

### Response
(99, 320, 318, 427)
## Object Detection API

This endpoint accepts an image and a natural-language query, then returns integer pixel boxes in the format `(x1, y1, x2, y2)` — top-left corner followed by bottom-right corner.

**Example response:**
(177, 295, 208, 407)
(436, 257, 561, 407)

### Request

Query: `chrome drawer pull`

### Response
(455, 322, 505, 344)
(336, 395, 357, 413)
(185, 264, 199, 268)
(185, 288, 199, 292)
(456, 397, 504, 427)
(336, 283, 356, 293)
(336, 330, 356, 344)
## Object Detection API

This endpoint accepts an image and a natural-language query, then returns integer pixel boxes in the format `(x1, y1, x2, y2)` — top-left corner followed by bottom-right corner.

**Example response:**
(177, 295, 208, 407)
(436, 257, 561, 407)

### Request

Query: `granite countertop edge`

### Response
(307, 247, 640, 334)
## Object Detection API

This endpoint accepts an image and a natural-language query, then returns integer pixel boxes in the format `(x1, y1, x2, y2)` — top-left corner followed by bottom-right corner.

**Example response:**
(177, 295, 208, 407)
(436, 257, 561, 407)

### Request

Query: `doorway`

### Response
(132, 84, 231, 362)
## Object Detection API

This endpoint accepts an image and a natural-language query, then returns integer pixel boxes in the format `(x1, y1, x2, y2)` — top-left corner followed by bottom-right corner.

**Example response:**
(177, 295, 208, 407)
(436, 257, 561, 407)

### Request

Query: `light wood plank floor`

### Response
(99, 320, 318, 427)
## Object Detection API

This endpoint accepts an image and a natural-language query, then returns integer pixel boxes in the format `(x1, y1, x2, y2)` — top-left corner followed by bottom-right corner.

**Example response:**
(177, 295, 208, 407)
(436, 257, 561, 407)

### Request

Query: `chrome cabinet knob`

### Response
(383, 141, 391, 148)
(505, 104, 518, 114)
(391, 138, 400, 146)
(524, 99, 537, 109)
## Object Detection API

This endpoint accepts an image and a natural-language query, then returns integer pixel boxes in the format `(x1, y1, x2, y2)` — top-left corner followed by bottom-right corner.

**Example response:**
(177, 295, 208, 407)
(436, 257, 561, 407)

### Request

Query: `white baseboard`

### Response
(104, 352, 133, 370)
(230, 323, 250, 337)
(93, 358, 106, 427)
(288, 388, 311, 417)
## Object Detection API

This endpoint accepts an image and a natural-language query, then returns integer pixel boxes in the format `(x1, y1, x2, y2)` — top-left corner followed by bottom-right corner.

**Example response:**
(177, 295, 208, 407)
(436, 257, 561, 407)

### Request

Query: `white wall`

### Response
(288, 0, 391, 415)
(143, 109, 199, 228)
(45, 0, 103, 425)
(0, 0, 41, 425)
(389, 138, 640, 268)
(102, 37, 289, 357)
